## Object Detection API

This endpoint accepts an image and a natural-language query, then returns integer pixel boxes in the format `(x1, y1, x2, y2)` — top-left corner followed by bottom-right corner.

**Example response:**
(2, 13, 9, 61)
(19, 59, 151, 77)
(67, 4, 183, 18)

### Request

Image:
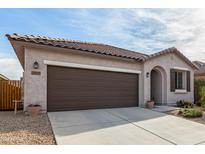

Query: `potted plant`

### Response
(27, 104, 41, 115)
(147, 100, 155, 109)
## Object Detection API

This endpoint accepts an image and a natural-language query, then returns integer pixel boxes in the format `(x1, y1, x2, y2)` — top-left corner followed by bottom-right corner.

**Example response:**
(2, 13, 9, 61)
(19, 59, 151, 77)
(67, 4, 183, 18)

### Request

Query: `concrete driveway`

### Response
(48, 107, 205, 145)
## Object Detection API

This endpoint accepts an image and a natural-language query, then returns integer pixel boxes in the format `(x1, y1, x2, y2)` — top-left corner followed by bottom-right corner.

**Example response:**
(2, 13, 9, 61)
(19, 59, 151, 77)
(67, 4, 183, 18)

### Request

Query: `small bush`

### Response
(176, 100, 184, 107)
(180, 109, 203, 118)
(201, 100, 205, 108)
(183, 101, 194, 108)
(176, 100, 193, 108)
(194, 79, 205, 104)
(195, 101, 201, 107)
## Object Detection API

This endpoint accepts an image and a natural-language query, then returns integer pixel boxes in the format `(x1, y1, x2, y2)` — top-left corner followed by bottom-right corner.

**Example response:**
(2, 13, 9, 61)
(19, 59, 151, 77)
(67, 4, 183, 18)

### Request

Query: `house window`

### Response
(175, 71, 185, 89)
(170, 69, 191, 92)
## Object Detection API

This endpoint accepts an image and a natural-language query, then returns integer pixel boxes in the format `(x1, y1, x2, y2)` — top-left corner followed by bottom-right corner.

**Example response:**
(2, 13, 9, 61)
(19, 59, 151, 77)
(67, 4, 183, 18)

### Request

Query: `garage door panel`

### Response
(49, 85, 137, 93)
(48, 103, 136, 112)
(47, 66, 138, 111)
(48, 86, 137, 92)
(49, 96, 137, 102)
(49, 75, 137, 81)
(49, 68, 134, 79)
(48, 87, 137, 94)
(49, 79, 137, 87)
(49, 90, 138, 99)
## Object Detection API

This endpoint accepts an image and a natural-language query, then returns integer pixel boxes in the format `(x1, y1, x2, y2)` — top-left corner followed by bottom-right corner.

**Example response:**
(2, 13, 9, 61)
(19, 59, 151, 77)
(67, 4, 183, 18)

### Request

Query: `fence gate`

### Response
(0, 80, 22, 110)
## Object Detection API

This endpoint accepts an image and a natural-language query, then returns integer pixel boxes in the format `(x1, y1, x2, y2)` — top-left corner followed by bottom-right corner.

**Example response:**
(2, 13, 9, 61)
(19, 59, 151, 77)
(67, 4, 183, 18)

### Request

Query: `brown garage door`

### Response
(47, 66, 138, 112)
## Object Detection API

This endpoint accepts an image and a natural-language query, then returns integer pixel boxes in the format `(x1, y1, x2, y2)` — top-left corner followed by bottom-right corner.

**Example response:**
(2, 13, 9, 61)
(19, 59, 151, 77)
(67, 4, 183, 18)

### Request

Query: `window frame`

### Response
(170, 68, 190, 93)
(174, 70, 186, 90)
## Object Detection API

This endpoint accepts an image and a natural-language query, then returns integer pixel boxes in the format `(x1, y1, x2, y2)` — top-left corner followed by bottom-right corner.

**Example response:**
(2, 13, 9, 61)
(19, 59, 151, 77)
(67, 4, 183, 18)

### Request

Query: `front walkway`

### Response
(151, 105, 179, 112)
(48, 107, 205, 145)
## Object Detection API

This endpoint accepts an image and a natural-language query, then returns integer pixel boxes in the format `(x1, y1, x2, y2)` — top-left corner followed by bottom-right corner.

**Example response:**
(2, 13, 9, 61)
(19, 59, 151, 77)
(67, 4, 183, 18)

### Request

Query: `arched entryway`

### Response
(150, 66, 167, 105)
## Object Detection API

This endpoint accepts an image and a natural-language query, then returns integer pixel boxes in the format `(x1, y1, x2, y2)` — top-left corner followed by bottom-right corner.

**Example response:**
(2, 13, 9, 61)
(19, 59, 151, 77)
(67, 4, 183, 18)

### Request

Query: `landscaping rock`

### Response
(0, 112, 56, 145)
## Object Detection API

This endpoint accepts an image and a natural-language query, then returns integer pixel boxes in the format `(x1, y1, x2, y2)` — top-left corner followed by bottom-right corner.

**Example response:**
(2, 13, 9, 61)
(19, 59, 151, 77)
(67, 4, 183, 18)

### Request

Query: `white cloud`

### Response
(61, 9, 205, 61)
(2, 8, 205, 81)
(130, 9, 205, 61)
(158, 9, 205, 61)
(0, 52, 23, 80)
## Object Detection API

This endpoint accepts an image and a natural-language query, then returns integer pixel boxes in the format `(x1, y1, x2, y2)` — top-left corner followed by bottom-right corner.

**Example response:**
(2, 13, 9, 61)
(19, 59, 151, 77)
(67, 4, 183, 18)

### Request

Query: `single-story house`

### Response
(0, 74, 9, 80)
(6, 33, 198, 112)
(193, 61, 205, 80)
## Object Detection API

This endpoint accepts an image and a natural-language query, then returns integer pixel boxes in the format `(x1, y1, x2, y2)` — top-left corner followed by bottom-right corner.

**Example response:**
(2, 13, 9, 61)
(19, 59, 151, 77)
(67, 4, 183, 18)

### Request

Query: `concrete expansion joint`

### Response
(51, 120, 124, 129)
(105, 110, 177, 145)
(194, 141, 205, 145)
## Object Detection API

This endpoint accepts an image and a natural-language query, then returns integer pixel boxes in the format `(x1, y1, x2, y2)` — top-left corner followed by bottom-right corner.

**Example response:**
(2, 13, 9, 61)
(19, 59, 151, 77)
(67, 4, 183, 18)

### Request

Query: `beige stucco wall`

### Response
(143, 53, 194, 105)
(23, 45, 194, 111)
(24, 46, 143, 111)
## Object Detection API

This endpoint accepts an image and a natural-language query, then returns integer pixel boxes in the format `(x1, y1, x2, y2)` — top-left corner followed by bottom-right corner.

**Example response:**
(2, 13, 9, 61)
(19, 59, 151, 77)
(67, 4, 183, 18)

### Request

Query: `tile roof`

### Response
(193, 61, 205, 75)
(6, 33, 197, 69)
(6, 33, 148, 62)
(193, 61, 205, 67)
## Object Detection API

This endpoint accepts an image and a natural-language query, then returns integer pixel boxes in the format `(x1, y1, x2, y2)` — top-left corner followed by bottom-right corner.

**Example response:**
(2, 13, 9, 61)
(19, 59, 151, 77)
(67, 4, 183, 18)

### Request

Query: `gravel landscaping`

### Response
(0, 111, 56, 145)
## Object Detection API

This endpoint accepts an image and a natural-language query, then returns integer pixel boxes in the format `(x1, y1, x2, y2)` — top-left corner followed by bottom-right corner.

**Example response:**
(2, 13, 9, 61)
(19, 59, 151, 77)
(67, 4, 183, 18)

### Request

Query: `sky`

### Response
(1, 8, 205, 79)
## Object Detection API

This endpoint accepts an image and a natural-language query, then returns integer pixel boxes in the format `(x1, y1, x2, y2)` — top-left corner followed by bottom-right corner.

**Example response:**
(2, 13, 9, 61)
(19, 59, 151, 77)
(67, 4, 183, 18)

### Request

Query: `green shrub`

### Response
(195, 101, 202, 107)
(180, 109, 203, 118)
(176, 100, 184, 107)
(197, 98, 205, 109)
(201, 100, 205, 108)
(176, 100, 193, 108)
(183, 101, 194, 108)
(199, 86, 205, 100)
(194, 79, 205, 106)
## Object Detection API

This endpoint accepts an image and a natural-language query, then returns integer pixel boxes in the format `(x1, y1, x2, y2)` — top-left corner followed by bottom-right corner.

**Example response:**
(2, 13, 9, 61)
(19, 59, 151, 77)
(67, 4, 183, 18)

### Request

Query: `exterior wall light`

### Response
(146, 72, 150, 78)
(33, 61, 39, 69)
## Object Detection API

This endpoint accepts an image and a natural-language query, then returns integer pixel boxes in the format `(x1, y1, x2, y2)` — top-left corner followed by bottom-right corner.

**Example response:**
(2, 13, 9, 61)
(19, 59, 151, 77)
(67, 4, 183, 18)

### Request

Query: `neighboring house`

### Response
(0, 74, 9, 80)
(193, 61, 205, 80)
(6, 33, 198, 112)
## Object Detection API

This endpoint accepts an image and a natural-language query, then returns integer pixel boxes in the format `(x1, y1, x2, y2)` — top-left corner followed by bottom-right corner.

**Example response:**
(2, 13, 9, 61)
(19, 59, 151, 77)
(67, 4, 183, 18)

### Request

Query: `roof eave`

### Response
(143, 47, 198, 70)
(7, 39, 25, 70)
(7, 37, 144, 63)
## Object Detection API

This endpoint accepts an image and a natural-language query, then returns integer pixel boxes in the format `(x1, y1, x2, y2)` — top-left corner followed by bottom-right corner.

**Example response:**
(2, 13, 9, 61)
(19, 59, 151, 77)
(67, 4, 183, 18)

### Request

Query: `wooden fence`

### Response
(0, 80, 22, 110)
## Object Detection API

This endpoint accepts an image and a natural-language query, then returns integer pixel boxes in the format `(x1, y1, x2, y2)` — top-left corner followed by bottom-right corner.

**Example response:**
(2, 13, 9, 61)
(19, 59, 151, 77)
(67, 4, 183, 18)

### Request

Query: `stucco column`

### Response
(138, 72, 144, 106)
(143, 65, 151, 105)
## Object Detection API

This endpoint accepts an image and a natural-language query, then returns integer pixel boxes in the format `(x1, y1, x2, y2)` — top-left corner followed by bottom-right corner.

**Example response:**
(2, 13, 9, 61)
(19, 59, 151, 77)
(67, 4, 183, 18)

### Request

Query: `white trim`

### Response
(175, 89, 187, 93)
(43, 60, 141, 74)
(172, 67, 189, 71)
